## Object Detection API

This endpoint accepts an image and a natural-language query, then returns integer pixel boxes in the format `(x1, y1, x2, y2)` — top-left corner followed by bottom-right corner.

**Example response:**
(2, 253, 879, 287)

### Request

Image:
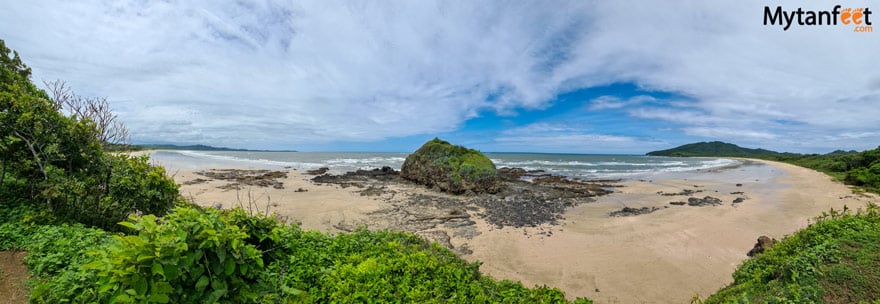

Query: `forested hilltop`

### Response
(646, 141, 783, 157)
(649, 141, 880, 194)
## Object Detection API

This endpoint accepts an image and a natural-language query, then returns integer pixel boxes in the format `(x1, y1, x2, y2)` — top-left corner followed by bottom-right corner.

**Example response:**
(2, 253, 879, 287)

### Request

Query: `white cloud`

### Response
(492, 122, 666, 154)
(684, 127, 778, 140)
(588, 95, 655, 111)
(1, 1, 878, 152)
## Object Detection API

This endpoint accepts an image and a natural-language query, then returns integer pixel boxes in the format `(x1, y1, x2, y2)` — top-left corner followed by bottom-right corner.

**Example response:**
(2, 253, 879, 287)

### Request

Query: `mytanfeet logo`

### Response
(764, 5, 873, 32)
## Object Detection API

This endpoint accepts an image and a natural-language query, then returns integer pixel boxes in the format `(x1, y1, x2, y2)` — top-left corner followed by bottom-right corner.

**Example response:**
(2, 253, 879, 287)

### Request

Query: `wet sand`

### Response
(142, 151, 877, 303)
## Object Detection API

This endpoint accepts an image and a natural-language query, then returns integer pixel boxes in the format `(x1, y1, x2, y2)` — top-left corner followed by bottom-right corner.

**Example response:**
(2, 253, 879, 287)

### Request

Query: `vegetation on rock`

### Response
(401, 138, 501, 194)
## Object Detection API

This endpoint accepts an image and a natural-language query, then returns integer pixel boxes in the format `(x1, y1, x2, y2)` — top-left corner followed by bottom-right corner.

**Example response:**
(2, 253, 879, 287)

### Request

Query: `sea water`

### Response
(148, 150, 740, 180)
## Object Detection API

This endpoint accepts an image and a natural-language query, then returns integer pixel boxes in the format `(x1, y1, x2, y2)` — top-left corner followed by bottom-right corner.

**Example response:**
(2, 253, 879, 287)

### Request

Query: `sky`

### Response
(1, 1, 879, 154)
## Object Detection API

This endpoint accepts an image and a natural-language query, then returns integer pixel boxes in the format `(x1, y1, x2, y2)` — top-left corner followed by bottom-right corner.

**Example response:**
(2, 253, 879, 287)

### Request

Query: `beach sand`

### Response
(147, 152, 877, 304)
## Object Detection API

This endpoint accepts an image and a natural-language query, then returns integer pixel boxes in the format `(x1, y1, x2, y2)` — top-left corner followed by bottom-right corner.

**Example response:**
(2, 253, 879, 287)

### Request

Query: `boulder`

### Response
(497, 167, 527, 181)
(687, 196, 723, 206)
(401, 138, 501, 194)
(747, 235, 776, 257)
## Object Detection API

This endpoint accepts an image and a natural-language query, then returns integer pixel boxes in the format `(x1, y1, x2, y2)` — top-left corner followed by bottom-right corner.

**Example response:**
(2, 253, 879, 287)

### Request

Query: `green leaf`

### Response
(132, 275, 147, 296)
(217, 247, 226, 263)
(151, 263, 164, 278)
(149, 293, 170, 303)
(224, 258, 235, 276)
(118, 221, 138, 230)
(153, 281, 173, 294)
(239, 263, 249, 276)
(114, 293, 132, 303)
(195, 275, 210, 292)
(163, 264, 179, 281)
(137, 253, 155, 263)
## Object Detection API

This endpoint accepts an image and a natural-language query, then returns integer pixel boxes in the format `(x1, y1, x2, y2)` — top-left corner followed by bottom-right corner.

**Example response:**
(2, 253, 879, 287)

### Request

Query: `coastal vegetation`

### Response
(649, 141, 880, 194)
(703, 204, 880, 303)
(1, 40, 589, 303)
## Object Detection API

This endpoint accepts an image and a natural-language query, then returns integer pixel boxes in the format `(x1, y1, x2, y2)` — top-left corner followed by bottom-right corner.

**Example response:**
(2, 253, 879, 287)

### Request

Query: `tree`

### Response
(43, 79, 129, 147)
(1, 39, 180, 229)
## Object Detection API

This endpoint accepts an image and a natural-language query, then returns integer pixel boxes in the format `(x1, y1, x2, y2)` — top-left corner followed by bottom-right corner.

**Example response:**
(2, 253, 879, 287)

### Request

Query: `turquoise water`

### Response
(148, 150, 739, 180)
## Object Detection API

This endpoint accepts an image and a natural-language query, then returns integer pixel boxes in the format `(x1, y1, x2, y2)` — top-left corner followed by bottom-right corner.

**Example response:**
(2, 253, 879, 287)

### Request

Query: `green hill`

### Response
(646, 141, 781, 157)
(137, 144, 296, 152)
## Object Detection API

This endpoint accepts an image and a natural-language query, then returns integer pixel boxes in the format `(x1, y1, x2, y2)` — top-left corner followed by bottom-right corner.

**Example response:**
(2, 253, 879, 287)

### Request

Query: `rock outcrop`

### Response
(687, 196, 723, 206)
(401, 138, 501, 194)
(747, 235, 776, 257)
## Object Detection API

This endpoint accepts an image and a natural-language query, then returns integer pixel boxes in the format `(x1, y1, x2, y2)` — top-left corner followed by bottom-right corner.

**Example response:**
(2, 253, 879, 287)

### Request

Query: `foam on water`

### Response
(149, 151, 741, 179)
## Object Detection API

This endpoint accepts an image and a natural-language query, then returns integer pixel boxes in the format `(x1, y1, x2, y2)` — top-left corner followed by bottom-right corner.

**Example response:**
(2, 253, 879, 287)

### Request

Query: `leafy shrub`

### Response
(68, 207, 273, 303)
(26, 206, 590, 303)
(50, 154, 183, 230)
(705, 204, 880, 303)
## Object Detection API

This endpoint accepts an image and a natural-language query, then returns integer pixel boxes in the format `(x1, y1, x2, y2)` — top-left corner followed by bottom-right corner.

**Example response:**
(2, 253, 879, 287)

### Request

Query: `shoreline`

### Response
(148, 152, 876, 303)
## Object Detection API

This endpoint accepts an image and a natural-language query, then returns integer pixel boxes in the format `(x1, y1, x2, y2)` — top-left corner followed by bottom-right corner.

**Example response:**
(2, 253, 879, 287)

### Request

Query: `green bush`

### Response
(24, 206, 590, 303)
(705, 204, 880, 303)
(71, 207, 272, 303)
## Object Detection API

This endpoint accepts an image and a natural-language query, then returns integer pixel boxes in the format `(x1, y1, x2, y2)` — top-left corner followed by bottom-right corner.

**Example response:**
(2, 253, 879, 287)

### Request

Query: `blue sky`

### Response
(1, 1, 879, 153)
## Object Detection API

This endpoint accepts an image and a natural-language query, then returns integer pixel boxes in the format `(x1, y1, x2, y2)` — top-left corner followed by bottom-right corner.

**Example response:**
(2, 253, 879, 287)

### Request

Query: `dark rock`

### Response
(311, 167, 399, 185)
(311, 155, 619, 230)
(400, 138, 501, 194)
(732, 197, 746, 204)
(196, 169, 287, 189)
(498, 167, 528, 181)
(306, 167, 330, 175)
(747, 235, 776, 257)
(736, 183, 743, 187)
(358, 186, 389, 196)
(730, 191, 745, 195)
(669, 201, 687, 206)
(658, 189, 703, 196)
(182, 178, 210, 185)
(687, 196, 723, 206)
(609, 206, 661, 217)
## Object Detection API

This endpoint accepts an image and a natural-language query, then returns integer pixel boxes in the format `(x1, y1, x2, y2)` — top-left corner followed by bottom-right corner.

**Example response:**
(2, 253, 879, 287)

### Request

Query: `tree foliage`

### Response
(43, 79, 129, 147)
(770, 146, 880, 193)
(0, 39, 180, 229)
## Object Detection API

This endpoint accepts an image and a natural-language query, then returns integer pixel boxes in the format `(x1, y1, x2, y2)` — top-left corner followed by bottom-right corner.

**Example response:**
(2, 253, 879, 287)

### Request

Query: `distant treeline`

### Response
(768, 148, 880, 193)
(648, 141, 880, 193)
(107, 143, 297, 152)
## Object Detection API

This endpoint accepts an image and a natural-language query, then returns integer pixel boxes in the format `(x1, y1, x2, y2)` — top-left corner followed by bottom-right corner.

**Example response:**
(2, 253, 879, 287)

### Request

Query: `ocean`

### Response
(149, 150, 740, 180)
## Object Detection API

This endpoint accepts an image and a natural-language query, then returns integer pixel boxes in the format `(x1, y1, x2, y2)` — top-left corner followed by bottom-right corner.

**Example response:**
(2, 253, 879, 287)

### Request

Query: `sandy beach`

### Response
(145, 152, 876, 304)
